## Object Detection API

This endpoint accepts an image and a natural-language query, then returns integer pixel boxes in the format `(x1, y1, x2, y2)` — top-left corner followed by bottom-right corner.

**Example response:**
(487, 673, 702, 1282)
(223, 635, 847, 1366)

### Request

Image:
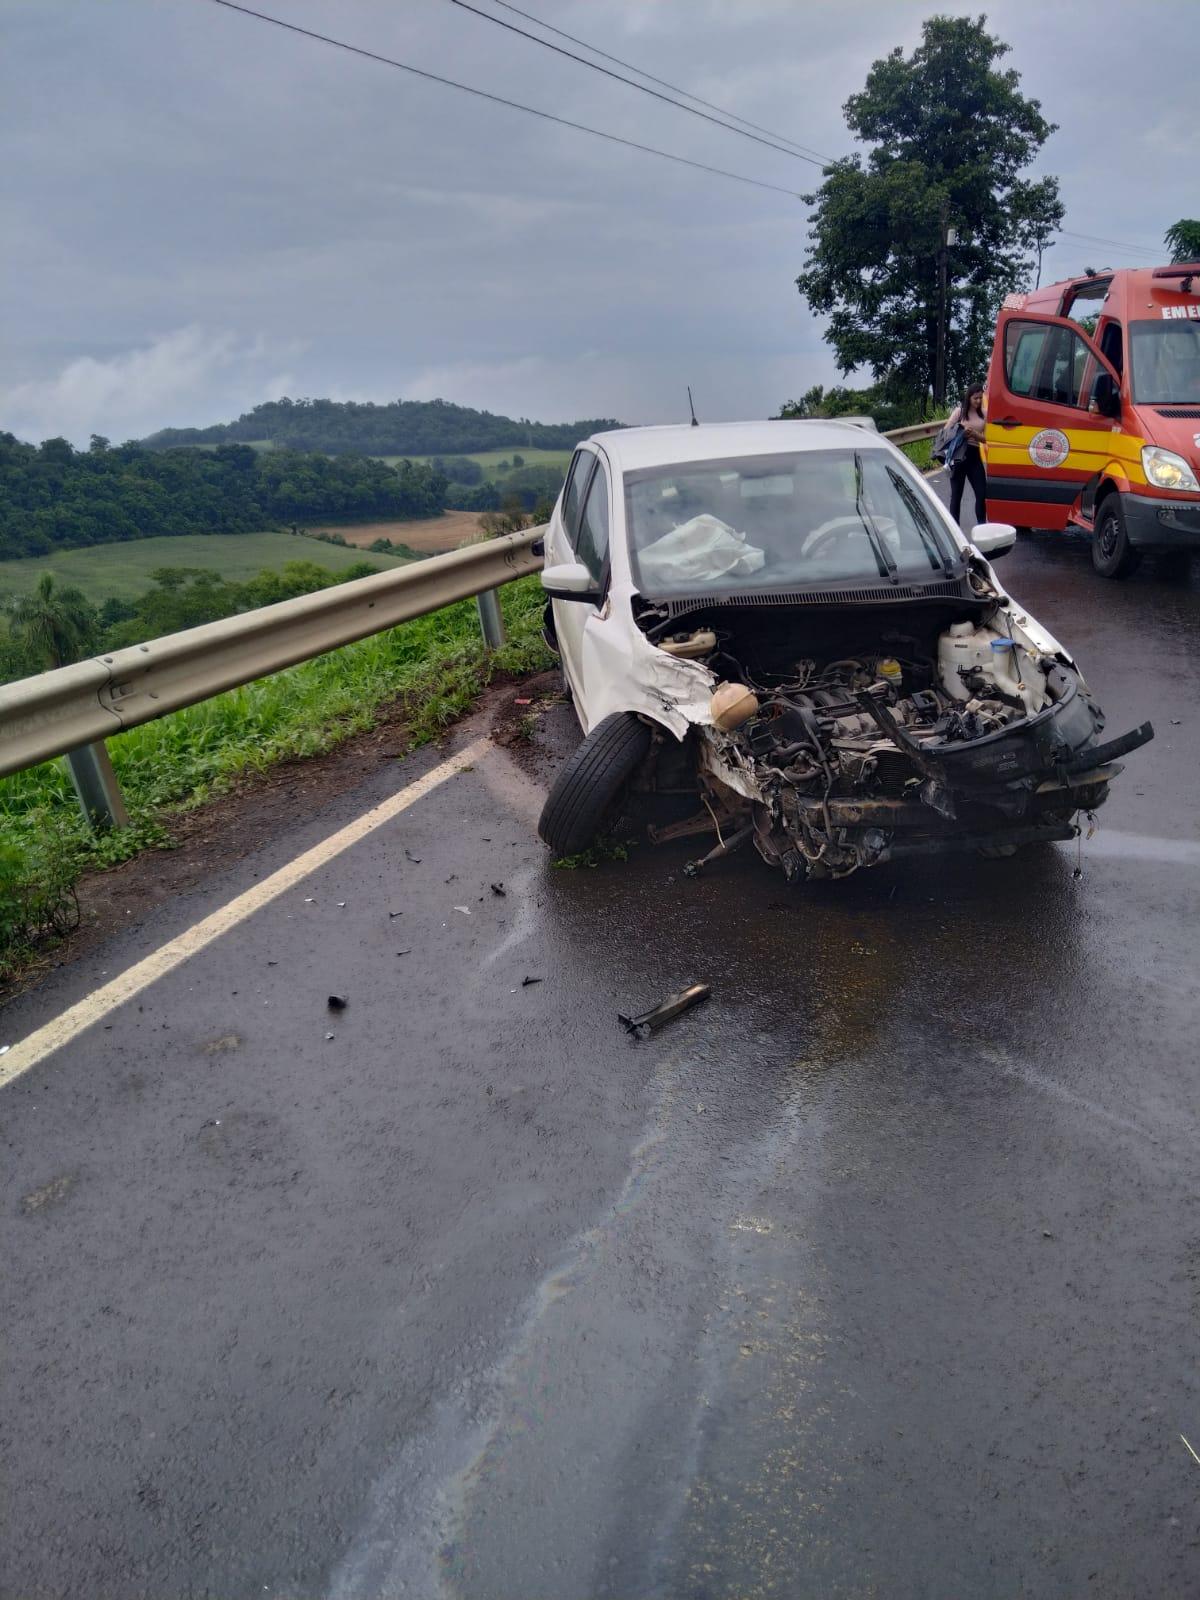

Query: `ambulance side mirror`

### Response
(1089, 373, 1121, 419)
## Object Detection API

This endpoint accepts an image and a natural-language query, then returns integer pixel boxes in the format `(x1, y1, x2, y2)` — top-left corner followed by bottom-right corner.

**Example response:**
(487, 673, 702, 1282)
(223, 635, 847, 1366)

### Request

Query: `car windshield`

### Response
(1130, 317, 1200, 403)
(624, 448, 958, 595)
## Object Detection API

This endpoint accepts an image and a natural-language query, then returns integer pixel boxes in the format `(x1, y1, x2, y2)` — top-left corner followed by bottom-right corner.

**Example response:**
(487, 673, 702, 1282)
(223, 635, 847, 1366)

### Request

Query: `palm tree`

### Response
(8, 572, 98, 671)
(1164, 220, 1200, 264)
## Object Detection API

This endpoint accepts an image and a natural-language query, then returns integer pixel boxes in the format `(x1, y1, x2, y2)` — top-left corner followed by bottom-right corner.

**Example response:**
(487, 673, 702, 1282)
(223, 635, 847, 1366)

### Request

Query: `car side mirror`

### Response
(971, 522, 1016, 558)
(541, 561, 604, 602)
(1089, 373, 1121, 419)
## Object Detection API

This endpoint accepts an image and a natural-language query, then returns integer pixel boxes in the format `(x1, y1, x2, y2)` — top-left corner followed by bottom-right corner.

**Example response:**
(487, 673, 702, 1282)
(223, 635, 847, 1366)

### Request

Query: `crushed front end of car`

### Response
(634, 561, 1154, 881)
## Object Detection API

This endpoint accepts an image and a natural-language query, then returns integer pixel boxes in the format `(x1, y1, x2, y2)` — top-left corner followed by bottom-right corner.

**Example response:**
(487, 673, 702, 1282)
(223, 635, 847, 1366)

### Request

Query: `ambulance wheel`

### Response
(1092, 498, 1141, 579)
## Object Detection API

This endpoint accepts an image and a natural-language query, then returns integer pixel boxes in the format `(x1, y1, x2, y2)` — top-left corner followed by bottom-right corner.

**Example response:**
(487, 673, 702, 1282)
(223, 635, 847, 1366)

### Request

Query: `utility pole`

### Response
(934, 203, 956, 409)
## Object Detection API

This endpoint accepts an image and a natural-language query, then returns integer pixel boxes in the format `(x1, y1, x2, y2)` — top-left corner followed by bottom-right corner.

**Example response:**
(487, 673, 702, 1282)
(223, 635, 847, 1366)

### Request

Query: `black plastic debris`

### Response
(327, 995, 348, 1011)
(521, 975, 543, 987)
(405, 849, 422, 864)
(619, 983, 711, 1039)
(388, 910, 404, 919)
(491, 882, 506, 896)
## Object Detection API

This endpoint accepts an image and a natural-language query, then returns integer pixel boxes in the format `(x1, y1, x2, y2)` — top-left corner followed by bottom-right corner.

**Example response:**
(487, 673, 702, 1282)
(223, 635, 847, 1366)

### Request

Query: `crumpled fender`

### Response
(576, 604, 714, 738)
(968, 551, 1074, 666)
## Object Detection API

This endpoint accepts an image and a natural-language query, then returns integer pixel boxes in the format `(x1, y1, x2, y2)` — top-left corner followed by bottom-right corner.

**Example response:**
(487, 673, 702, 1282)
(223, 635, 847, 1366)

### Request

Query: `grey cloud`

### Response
(2, 0, 1193, 444)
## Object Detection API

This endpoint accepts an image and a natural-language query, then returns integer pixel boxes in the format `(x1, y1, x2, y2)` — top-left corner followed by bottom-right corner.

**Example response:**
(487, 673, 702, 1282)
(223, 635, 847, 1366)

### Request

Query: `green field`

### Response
(0, 530, 408, 606)
(376, 447, 573, 478)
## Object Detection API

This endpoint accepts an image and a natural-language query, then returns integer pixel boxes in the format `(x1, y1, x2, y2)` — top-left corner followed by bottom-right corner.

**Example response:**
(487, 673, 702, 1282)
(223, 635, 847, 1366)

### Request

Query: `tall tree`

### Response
(796, 14, 1063, 409)
(1164, 220, 1200, 263)
(8, 572, 98, 671)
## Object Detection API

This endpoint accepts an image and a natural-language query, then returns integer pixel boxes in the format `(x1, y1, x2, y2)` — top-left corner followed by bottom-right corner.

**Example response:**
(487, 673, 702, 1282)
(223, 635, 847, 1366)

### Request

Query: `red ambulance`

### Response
(985, 262, 1200, 576)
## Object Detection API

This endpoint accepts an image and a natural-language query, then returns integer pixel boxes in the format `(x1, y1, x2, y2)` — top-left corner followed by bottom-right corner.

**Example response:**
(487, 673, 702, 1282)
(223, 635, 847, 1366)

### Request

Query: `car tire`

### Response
(1092, 498, 1141, 579)
(538, 712, 653, 856)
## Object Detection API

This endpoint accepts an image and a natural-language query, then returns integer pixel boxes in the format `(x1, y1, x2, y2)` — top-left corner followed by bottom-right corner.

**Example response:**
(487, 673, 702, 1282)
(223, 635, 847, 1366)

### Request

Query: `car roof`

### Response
(584, 419, 890, 473)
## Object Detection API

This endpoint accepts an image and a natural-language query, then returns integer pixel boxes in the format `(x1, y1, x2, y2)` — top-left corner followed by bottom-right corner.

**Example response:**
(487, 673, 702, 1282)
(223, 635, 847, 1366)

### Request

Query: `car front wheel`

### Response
(538, 712, 652, 856)
(1092, 498, 1141, 579)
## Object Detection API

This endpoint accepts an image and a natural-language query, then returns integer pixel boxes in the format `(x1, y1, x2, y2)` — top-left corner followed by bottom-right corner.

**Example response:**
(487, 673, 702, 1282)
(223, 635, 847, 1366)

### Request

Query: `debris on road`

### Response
(1182, 1434, 1200, 1466)
(327, 995, 348, 1011)
(396, 948, 411, 956)
(388, 910, 403, 919)
(453, 905, 471, 916)
(490, 882, 506, 896)
(521, 975, 543, 987)
(619, 983, 711, 1039)
(324, 1032, 335, 1042)
(405, 849, 422, 864)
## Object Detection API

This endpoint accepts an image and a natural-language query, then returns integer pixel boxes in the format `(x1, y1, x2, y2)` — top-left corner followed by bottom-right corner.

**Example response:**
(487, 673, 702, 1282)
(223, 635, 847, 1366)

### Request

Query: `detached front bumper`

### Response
(1122, 492, 1200, 549)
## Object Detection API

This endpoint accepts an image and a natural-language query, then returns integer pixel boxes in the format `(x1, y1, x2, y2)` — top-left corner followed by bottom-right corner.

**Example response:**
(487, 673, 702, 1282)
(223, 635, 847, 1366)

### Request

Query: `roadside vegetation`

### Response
(0, 529, 407, 607)
(1, 558, 384, 685)
(0, 433, 445, 562)
(0, 576, 553, 982)
(795, 15, 1062, 412)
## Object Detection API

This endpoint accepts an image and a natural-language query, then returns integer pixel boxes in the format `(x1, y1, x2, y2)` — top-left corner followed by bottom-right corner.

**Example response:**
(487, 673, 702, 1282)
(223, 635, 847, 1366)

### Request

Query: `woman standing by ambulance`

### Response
(946, 382, 987, 527)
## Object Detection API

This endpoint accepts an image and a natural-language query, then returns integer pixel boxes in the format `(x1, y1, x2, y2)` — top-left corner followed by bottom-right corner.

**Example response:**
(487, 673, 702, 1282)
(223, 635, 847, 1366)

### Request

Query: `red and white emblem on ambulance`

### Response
(1029, 428, 1070, 468)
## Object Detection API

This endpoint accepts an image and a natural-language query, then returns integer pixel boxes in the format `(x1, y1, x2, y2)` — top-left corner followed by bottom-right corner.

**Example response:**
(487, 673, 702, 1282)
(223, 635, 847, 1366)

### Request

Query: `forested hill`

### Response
(141, 398, 624, 457)
(0, 434, 445, 561)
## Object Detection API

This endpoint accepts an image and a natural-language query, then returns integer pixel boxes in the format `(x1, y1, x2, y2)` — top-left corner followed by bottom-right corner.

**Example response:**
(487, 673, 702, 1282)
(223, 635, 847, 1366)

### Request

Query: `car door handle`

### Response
(992, 416, 1022, 429)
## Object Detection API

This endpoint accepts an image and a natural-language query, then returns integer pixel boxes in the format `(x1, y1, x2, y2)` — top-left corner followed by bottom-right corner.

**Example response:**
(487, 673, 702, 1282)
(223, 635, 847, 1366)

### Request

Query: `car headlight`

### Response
(1141, 445, 1200, 492)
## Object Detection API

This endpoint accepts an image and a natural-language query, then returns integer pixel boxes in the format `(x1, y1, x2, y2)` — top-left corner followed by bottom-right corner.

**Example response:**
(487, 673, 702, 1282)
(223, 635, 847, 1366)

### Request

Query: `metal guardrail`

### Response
(0, 525, 544, 800)
(0, 420, 944, 823)
(884, 421, 942, 446)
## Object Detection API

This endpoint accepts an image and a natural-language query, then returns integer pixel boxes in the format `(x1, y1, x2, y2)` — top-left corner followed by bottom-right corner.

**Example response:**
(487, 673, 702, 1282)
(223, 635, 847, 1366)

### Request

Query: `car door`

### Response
(551, 451, 611, 710)
(986, 311, 1122, 530)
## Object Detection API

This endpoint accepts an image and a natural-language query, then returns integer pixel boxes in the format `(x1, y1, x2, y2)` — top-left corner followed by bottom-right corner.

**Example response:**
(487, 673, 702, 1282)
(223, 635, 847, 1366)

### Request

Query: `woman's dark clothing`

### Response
(949, 438, 986, 526)
(953, 444, 992, 524)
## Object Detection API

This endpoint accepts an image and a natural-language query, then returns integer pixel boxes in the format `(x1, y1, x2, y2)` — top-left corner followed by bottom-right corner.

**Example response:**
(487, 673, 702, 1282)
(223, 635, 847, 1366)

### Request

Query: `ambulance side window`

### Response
(1100, 320, 1124, 375)
(1004, 320, 1095, 409)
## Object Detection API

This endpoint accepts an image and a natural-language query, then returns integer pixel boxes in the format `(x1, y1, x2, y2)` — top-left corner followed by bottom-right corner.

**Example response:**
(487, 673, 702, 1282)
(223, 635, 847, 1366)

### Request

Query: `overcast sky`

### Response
(2, 0, 1192, 445)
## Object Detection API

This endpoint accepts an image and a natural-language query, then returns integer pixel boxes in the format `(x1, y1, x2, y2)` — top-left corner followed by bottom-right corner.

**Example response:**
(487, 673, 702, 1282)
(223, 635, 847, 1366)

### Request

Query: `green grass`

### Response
(376, 447, 573, 479)
(0, 531, 409, 606)
(899, 436, 935, 470)
(0, 577, 553, 980)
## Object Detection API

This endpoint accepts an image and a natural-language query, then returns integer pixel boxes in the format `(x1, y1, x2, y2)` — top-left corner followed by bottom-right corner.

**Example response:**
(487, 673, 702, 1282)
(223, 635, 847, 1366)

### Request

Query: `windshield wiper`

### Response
(854, 452, 899, 580)
(888, 468, 950, 572)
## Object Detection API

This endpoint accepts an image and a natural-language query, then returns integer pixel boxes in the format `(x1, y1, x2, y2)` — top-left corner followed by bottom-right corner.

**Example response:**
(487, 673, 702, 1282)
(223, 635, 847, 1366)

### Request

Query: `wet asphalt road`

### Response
(3, 523, 1200, 1600)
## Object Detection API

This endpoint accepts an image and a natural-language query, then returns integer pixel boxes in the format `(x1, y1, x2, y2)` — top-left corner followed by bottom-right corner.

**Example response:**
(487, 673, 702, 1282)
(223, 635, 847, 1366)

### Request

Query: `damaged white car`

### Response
(537, 421, 1153, 880)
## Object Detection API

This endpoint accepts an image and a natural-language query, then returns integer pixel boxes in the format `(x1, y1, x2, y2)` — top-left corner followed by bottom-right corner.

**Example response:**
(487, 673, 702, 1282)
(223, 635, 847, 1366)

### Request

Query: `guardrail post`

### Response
(475, 589, 506, 650)
(65, 741, 130, 832)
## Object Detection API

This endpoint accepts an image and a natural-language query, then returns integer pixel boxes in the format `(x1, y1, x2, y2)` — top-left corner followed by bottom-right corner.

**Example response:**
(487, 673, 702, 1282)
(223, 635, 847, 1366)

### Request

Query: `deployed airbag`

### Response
(637, 514, 766, 585)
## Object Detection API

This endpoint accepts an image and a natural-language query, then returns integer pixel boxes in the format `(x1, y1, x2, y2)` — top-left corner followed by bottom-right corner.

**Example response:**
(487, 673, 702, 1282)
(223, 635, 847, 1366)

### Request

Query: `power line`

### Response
(1056, 228, 1162, 260)
(486, 0, 836, 165)
(201, 0, 807, 198)
(442, 0, 832, 169)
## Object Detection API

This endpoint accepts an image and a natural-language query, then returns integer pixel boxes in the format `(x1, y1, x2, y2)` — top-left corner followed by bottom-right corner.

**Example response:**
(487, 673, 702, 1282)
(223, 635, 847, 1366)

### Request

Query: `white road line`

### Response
(0, 737, 490, 1091)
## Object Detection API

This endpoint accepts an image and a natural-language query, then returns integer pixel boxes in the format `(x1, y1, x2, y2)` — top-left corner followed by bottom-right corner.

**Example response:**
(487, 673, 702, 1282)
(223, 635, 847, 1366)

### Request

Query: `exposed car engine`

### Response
(643, 603, 1147, 880)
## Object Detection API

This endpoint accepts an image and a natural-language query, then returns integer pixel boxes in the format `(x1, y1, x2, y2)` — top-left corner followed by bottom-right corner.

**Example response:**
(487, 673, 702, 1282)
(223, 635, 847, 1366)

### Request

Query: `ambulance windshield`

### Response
(1130, 318, 1200, 404)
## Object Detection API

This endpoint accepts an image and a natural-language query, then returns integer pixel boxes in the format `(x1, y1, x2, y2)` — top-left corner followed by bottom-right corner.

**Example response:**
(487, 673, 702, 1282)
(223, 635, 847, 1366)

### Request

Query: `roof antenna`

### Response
(687, 385, 699, 427)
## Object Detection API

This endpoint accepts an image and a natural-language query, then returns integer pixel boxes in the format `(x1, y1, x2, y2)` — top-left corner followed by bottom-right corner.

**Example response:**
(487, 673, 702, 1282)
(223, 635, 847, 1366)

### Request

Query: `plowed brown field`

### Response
(307, 512, 487, 554)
